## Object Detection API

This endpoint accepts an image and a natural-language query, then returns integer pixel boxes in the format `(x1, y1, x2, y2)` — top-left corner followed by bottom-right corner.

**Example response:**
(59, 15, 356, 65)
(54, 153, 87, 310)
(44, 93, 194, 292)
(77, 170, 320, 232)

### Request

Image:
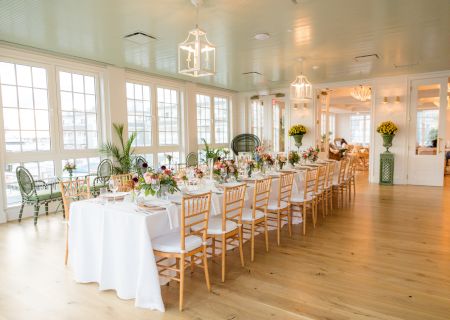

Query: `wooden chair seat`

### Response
(241, 208, 265, 221)
(192, 216, 238, 235)
(267, 200, 289, 210)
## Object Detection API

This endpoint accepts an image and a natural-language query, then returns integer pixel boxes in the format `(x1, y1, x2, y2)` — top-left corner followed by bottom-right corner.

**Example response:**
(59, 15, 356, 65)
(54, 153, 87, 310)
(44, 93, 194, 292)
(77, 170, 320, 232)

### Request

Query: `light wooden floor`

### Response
(1, 175, 449, 320)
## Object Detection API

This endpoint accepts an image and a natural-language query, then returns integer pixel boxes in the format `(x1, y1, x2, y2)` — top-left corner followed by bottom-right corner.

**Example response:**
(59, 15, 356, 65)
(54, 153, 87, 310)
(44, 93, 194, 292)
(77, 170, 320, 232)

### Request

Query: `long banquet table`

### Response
(68, 166, 335, 311)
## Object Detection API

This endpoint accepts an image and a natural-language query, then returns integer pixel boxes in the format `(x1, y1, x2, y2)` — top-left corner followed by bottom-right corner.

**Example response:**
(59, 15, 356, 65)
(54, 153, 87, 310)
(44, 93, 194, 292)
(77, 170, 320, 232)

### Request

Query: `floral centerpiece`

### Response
(288, 124, 308, 149)
(302, 146, 320, 163)
(276, 154, 287, 170)
(63, 162, 76, 179)
(194, 167, 204, 179)
(288, 151, 300, 166)
(261, 153, 275, 166)
(244, 159, 256, 177)
(377, 121, 398, 151)
(139, 166, 179, 197)
(213, 159, 239, 181)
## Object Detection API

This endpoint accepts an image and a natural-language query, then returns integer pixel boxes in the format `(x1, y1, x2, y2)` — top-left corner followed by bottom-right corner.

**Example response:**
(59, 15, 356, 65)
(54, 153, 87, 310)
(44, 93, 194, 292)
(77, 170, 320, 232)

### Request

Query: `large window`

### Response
(59, 71, 98, 150)
(157, 87, 179, 145)
(350, 113, 370, 145)
(0, 62, 51, 152)
(126, 82, 152, 147)
(196, 94, 229, 146)
(196, 94, 211, 144)
(214, 97, 229, 144)
(321, 113, 336, 141)
(157, 152, 181, 168)
(251, 100, 264, 140)
(61, 157, 100, 177)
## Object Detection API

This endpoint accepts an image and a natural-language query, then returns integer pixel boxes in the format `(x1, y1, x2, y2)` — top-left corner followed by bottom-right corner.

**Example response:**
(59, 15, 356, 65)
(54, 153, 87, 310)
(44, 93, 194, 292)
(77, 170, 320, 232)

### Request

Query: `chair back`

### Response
(344, 157, 354, 180)
(96, 159, 112, 184)
(304, 168, 318, 197)
(181, 192, 212, 251)
(222, 184, 247, 231)
(252, 177, 272, 219)
(337, 159, 348, 184)
(111, 173, 134, 192)
(16, 166, 36, 198)
(60, 177, 91, 221)
(278, 172, 294, 205)
(316, 165, 328, 192)
(231, 133, 261, 155)
(134, 156, 148, 176)
(326, 162, 335, 188)
(185, 152, 198, 167)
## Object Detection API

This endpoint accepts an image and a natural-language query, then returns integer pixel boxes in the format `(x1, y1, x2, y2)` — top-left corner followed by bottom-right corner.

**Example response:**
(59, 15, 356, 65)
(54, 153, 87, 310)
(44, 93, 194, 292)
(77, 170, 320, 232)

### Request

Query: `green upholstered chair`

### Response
(92, 159, 113, 195)
(185, 152, 198, 167)
(16, 166, 62, 225)
(231, 133, 261, 156)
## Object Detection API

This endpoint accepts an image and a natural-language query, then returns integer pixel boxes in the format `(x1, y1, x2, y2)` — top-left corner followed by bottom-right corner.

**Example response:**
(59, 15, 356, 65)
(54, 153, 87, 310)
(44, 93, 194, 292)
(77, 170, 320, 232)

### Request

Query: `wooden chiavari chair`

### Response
(194, 184, 246, 282)
(266, 172, 294, 245)
(291, 169, 317, 235)
(241, 177, 272, 261)
(60, 177, 91, 265)
(152, 192, 212, 311)
(315, 164, 328, 218)
(110, 173, 133, 192)
(332, 159, 348, 208)
(347, 157, 357, 201)
(324, 161, 336, 215)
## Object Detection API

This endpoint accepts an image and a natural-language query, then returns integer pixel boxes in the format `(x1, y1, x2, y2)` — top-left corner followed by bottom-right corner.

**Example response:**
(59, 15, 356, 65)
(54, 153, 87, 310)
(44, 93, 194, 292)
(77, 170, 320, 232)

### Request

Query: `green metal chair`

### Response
(185, 152, 198, 167)
(92, 159, 113, 195)
(16, 166, 62, 225)
(231, 133, 261, 155)
(134, 156, 149, 176)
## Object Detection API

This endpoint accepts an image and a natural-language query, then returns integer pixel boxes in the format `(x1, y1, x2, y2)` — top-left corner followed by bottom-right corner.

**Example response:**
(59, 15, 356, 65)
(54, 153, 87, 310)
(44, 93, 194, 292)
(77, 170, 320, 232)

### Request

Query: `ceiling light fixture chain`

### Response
(178, 0, 216, 77)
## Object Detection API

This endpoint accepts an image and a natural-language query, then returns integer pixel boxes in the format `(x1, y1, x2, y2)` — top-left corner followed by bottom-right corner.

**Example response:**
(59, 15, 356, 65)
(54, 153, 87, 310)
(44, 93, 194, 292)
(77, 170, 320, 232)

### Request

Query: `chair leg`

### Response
(202, 246, 211, 291)
(287, 208, 292, 238)
(65, 224, 69, 265)
(302, 204, 307, 235)
(190, 255, 195, 274)
(179, 256, 185, 311)
(61, 200, 65, 219)
(18, 203, 25, 222)
(321, 195, 325, 218)
(212, 237, 216, 259)
(221, 234, 226, 282)
(238, 227, 245, 267)
(276, 211, 281, 246)
(45, 202, 49, 215)
(264, 217, 269, 252)
(33, 204, 40, 226)
(251, 222, 255, 261)
(312, 201, 317, 228)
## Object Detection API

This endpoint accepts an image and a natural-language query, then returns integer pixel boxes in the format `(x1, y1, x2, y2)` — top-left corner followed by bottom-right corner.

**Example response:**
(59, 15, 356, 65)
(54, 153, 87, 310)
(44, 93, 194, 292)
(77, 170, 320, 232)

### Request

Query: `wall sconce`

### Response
(383, 96, 388, 104)
(395, 96, 400, 103)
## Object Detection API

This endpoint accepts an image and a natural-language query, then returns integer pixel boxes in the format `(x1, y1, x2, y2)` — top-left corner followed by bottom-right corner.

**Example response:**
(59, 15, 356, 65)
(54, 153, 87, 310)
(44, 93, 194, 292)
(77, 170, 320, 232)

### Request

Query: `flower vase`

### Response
(382, 134, 394, 152)
(247, 166, 253, 178)
(278, 162, 285, 171)
(68, 170, 73, 180)
(293, 134, 303, 150)
(159, 185, 169, 200)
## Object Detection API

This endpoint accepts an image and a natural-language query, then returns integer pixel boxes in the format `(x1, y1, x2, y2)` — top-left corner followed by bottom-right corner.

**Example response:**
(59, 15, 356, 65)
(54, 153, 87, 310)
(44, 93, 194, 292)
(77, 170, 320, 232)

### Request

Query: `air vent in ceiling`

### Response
(242, 71, 263, 76)
(354, 54, 380, 62)
(393, 62, 419, 68)
(123, 32, 157, 45)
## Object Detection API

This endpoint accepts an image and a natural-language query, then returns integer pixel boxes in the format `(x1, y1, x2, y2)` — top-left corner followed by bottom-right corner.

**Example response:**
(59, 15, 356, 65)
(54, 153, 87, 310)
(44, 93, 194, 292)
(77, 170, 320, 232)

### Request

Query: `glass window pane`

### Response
(59, 72, 72, 91)
(72, 74, 84, 93)
(17, 87, 33, 108)
(1, 85, 18, 107)
(16, 65, 32, 87)
(126, 82, 152, 147)
(32, 67, 47, 89)
(0, 62, 16, 85)
(33, 88, 48, 109)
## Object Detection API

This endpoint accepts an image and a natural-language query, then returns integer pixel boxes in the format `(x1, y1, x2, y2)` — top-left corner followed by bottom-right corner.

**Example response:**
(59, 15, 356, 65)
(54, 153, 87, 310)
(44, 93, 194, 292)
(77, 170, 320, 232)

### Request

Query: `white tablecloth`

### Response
(69, 200, 179, 312)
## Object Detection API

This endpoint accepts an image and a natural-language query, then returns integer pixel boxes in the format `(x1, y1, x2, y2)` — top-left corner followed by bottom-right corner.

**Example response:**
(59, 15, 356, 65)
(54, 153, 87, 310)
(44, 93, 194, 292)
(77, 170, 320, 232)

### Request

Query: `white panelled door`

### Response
(407, 77, 448, 186)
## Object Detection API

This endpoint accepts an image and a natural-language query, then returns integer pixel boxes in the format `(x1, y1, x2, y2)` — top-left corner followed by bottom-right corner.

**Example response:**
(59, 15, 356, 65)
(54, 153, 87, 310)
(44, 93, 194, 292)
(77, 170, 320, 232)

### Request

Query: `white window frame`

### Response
(350, 113, 370, 145)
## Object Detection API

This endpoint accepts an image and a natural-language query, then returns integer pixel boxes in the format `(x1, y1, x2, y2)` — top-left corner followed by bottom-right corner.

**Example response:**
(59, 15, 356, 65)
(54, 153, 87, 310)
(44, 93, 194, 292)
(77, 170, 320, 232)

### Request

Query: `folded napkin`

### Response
(143, 199, 179, 229)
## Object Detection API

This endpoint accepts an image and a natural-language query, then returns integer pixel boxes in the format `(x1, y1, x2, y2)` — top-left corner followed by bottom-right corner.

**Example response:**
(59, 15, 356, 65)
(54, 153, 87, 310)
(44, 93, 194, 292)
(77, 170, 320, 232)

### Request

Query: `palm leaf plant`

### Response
(201, 138, 223, 163)
(99, 123, 137, 174)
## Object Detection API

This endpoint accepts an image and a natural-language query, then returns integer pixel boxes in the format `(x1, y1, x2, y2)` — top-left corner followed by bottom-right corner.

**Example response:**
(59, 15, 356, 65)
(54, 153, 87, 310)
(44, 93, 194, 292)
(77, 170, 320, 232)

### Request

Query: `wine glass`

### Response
(109, 179, 118, 203)
(99, 187, 108, 205)
(151, 179, 160, 198)
(220, 168, 227, 183)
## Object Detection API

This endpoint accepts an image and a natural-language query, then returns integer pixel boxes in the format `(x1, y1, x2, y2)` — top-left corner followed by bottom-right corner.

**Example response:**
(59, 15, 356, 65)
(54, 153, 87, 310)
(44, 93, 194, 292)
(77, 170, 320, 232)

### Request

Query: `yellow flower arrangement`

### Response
(377, 121, 398, 135)
(288, 124, 307, 136)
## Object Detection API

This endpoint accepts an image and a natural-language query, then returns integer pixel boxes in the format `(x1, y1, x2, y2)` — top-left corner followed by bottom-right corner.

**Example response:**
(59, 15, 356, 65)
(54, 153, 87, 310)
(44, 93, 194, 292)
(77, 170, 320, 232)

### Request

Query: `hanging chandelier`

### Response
(178, 1, 216, 77)
(290, 58, 312, 103)
(351, 85, 371, 102)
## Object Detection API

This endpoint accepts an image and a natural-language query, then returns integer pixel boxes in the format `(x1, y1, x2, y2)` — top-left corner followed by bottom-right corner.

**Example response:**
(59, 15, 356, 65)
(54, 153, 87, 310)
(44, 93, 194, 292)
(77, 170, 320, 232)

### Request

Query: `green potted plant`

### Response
(376, 121, 398, 151)
(428, 128, 438, 147)
(99, 123, 137, 174)
(288, 124, 308, 149)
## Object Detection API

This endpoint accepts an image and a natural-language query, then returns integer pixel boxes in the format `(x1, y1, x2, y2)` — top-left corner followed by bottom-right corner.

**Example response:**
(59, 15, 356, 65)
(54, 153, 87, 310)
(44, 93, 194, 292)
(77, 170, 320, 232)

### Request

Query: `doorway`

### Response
(318, 86, 372, 181)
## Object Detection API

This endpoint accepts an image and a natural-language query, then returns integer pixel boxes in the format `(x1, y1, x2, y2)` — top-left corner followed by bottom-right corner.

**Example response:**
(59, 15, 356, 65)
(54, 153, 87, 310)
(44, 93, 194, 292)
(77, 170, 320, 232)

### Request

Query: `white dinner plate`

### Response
(100, 192, 129, 199)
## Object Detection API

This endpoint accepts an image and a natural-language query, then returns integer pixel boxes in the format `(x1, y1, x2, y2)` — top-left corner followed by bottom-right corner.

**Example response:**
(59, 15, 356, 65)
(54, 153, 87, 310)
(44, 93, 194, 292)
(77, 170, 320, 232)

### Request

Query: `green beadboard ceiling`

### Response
(0, 0, 449, 92)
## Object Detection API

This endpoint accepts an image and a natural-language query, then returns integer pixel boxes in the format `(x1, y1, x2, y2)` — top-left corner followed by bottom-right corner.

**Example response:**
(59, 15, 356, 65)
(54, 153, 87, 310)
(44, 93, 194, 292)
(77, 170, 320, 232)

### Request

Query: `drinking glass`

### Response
(151, 179, 160, 198)
(108, 179, 118, 203)
(99, 187, 108, 205)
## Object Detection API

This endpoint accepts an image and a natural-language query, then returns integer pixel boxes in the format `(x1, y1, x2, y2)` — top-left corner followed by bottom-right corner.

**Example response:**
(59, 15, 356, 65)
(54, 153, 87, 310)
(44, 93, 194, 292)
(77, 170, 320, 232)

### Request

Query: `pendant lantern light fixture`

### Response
(290, 58, 313, 103)
(178, 0, 216, 77)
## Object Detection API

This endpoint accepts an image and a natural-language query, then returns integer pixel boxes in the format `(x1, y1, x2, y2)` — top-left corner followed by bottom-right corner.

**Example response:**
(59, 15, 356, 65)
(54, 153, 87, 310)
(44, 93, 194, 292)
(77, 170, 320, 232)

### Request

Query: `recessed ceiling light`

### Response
(254, 33, 270, 40)
(312, 65, 320, 70)
(287, 29, 293, 33)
